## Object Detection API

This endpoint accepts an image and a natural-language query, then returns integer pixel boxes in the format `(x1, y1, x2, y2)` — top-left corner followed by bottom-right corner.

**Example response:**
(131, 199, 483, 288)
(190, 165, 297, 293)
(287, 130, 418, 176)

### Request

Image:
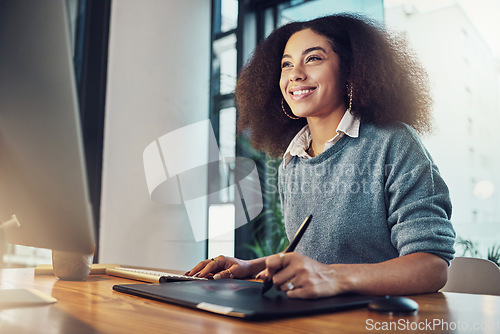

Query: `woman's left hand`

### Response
(256, 252, 348, 299)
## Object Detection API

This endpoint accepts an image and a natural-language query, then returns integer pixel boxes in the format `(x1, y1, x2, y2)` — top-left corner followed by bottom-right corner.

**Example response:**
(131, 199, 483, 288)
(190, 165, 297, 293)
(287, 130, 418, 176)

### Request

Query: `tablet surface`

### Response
(113, 279, 372, 320)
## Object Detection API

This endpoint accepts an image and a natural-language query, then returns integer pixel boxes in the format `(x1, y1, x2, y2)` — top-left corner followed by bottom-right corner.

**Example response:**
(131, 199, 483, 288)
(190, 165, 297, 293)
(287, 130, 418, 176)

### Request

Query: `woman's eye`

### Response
(281, 61, 292, 69)
(306, 55, 322, 63)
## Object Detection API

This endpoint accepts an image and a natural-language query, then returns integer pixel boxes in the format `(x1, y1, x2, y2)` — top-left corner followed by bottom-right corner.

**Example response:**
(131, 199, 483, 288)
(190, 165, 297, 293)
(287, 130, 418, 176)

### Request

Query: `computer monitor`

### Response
(0, 0, 95, 255)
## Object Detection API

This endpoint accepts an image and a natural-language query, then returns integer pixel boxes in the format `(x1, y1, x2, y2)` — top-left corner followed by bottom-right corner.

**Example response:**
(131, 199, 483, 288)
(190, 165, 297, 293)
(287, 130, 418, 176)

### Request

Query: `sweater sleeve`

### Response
(385, 126, 456, 264)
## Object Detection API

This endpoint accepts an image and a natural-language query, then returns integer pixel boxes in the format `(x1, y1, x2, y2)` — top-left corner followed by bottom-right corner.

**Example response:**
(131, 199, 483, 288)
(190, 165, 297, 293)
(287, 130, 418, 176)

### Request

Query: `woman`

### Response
(186, 14, 455, 299)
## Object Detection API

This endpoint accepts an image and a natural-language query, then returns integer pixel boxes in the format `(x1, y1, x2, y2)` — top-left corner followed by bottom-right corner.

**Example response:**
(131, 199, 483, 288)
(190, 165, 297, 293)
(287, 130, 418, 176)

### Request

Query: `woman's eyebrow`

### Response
(282, 46, 327, 60)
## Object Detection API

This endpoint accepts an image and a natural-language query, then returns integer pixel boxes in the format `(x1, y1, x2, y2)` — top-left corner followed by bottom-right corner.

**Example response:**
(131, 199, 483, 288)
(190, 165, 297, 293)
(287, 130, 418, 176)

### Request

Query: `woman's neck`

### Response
(307, 109, 345, 156)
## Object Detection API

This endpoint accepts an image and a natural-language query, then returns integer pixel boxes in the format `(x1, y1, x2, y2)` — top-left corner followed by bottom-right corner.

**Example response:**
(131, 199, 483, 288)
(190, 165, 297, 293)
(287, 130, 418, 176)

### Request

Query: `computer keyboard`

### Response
(106, 267, 208, 283)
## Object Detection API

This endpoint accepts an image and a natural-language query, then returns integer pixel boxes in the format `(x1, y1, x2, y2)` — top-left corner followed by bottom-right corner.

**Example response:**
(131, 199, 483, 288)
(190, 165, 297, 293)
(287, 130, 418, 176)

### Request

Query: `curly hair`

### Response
(235, 13, 433, 158)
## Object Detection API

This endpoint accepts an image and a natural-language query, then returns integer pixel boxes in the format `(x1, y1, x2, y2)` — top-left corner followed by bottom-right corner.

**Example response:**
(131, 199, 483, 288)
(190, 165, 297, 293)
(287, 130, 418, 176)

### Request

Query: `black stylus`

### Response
(261, 214, 313, 295)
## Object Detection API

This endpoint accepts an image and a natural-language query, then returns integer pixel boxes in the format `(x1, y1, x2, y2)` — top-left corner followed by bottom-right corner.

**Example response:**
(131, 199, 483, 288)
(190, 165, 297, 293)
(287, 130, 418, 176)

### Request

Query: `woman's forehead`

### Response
(283, 29, 333, 55)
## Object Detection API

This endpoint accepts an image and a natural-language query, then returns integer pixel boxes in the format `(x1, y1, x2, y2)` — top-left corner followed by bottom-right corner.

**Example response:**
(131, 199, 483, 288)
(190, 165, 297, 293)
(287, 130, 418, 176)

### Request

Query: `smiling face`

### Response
(280, 29, 345, 119)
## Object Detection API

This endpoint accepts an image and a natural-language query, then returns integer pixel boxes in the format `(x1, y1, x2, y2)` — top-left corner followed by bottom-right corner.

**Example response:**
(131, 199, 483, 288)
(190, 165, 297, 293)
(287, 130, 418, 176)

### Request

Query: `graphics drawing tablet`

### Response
(113, 279, 372, 320)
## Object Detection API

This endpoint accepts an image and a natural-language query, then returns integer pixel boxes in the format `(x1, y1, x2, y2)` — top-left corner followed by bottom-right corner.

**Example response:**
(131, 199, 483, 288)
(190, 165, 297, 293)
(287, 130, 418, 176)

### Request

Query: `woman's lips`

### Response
(289, 87, 316, 101)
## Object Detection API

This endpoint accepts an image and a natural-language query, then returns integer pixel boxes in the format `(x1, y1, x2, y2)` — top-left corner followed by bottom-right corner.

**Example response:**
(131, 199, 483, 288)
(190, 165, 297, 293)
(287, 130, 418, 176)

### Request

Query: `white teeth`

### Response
(292, 89, 312, 95)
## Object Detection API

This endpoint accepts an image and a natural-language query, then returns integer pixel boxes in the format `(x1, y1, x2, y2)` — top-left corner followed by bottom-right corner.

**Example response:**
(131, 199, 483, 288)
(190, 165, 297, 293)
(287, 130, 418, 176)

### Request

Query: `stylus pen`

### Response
(261, 214, 313, 295)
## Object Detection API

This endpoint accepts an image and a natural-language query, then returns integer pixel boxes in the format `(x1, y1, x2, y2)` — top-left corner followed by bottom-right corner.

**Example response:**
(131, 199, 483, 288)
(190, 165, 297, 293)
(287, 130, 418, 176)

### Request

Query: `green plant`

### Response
(246, 158, 289, 257)
(487, 243, 500, 267)
(246, 194, 289, 258)
(455, 236, 480, 257)
(455, 236, 500, 267)
(237, 135, 288, 258)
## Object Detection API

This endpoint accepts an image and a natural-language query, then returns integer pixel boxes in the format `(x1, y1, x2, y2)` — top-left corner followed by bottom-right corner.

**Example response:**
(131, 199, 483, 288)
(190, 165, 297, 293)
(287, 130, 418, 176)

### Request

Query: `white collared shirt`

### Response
(282, 110, 360, 167)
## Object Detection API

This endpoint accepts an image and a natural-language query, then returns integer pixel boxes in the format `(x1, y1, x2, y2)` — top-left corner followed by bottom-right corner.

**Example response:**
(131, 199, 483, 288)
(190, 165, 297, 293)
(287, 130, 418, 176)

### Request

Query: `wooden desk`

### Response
(1, 268, 499, 333)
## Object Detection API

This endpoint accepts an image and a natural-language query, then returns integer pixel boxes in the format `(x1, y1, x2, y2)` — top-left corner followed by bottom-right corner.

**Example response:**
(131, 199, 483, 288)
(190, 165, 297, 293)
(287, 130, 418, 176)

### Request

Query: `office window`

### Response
(385, 0, 500, 262)
(221, 0, 238, 32)
(208, 0, 239, 258)
(279, 0, 384, 24)
(213, 34, 238, 95)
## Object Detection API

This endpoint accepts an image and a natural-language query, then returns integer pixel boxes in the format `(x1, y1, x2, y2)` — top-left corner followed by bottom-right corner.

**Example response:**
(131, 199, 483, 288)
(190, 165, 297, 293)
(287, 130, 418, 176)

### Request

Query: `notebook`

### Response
(113, 279, 372, 320)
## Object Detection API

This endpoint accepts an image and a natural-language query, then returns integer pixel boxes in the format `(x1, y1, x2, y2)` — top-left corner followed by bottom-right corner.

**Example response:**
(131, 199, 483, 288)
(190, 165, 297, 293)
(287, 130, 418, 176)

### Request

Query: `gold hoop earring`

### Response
(281, 98, 300, 120)
(347, 83, 353, 113)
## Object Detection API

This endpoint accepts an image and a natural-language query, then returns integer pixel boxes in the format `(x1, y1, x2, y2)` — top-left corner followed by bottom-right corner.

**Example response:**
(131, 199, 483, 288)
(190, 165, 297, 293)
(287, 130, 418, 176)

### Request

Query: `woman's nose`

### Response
(289, 65, 306, 81)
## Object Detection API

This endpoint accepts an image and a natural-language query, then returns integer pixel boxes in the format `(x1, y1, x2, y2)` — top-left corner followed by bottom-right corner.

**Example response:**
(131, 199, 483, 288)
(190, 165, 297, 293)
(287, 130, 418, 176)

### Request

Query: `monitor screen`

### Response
(0, 0, 95, 254)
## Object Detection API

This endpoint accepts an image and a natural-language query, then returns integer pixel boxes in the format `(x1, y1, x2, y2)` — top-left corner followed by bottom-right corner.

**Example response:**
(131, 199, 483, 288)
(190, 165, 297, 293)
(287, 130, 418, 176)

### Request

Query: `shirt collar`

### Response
(282, 110, 360, 167)
(337, 109, 360, 139)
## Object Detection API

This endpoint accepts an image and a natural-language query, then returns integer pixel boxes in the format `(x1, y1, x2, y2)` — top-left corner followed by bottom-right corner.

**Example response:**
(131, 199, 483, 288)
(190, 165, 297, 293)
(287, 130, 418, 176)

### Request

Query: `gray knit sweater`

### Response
(279, 122, 456, 265)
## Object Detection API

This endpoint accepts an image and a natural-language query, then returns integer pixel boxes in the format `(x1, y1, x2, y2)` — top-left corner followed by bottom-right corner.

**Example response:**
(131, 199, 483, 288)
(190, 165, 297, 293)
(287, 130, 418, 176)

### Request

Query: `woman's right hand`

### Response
(185, 255, 260, 280)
